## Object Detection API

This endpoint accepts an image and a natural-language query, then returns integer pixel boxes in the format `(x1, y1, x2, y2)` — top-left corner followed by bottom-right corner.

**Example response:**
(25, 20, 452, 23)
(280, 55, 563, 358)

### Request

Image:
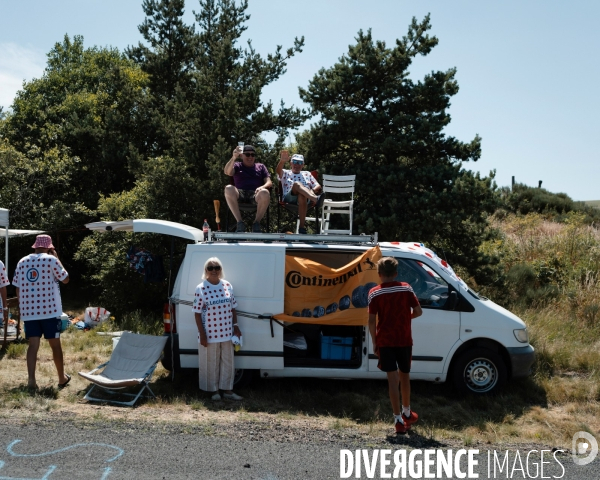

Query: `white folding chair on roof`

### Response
(320, 174, 356, 235)
(78, 331, 167, 406)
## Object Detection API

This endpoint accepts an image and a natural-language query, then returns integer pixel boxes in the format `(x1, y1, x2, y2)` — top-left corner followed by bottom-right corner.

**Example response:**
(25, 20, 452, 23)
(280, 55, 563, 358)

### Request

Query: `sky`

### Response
(1, 0, 599, 200)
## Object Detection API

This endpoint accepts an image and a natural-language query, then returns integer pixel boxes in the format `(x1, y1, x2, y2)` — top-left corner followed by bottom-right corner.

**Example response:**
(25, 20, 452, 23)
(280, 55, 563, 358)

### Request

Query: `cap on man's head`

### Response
(32, 234, 54, 249)
(243, 145, 256, 153)
(291, 154, 305, 163)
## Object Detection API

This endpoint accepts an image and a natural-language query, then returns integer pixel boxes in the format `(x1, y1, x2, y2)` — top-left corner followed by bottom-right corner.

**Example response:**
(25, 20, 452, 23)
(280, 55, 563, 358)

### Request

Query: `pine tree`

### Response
(128, 0, 308, 225)
(127, 0, 197, 154)
(298, 16, 499, 277)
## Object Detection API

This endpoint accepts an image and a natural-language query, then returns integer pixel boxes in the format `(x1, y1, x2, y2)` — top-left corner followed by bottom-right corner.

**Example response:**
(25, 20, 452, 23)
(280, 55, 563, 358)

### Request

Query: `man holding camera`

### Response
(224, 144, 272, 233)
(12, 234, 70, 390)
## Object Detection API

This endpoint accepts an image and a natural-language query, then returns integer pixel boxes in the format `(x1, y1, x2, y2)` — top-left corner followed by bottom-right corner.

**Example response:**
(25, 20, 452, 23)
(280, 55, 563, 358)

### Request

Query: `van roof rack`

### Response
(211, 232, 378, 245)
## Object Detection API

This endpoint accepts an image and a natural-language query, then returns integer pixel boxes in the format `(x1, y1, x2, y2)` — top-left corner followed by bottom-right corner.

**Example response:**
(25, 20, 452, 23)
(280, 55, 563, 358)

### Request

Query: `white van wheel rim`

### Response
(464, 358, 498, 393)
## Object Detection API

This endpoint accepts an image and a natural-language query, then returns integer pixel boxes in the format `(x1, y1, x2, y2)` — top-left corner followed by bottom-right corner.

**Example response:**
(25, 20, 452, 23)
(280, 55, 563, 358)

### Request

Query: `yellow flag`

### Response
(274, 246, 382, 325)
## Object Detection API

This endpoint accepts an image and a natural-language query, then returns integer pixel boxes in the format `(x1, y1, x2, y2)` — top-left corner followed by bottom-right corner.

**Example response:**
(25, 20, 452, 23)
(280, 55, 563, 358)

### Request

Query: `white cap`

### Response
(291, 154, 305, 163)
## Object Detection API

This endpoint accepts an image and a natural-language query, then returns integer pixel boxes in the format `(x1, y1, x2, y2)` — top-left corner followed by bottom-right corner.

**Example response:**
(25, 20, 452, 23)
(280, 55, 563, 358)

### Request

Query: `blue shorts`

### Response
(24, 318, 62, 340)
(283, 192, 311, 205)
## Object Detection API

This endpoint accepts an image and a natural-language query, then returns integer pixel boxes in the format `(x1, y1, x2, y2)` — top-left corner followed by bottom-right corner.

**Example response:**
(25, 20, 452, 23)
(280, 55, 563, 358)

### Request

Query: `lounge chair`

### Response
(78, 331, 168, 406)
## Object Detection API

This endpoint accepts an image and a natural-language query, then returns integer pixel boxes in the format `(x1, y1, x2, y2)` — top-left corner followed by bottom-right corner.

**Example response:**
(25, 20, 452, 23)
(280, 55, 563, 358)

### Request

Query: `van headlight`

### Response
(513, 328, 529, 343)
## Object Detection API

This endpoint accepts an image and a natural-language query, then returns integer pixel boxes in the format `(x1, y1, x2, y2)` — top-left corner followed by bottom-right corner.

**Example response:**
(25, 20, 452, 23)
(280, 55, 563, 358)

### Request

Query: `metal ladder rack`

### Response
(210, 231, 378, 245)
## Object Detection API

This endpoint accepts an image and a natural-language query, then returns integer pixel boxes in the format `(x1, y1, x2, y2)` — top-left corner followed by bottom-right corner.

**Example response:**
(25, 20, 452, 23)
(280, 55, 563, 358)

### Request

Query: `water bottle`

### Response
(203, 219, 209, 242)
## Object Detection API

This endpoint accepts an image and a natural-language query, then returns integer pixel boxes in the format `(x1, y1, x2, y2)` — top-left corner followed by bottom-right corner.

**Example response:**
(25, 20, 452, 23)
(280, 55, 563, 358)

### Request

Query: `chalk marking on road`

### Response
(100, 467, 112, 480)
(6, 440, 124, 463)
(0, 459, 57, 480)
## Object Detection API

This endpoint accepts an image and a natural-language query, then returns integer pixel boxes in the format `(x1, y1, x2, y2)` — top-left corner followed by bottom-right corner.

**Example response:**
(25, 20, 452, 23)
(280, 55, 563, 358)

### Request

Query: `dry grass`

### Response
(1, 327, 598, 450)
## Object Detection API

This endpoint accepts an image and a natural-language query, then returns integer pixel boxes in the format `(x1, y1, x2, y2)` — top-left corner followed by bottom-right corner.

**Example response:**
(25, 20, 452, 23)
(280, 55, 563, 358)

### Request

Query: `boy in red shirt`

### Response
(368, 257, 423, 433)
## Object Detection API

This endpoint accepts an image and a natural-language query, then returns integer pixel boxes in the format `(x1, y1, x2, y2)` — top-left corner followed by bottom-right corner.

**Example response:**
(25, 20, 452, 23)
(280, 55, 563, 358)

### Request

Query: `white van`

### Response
(87, 220, 534, 396)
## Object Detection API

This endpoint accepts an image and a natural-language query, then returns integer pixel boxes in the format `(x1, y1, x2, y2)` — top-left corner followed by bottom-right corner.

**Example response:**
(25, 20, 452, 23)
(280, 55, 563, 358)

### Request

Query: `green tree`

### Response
(1, 35, 152, 289)
(73, 0, 311, 314)
(127, 0, 198, 154)
(297, 16, 499, 276)
(124, 0, 309, 227)
(0, 139, 88, 230)
(2, 35, 151, 209)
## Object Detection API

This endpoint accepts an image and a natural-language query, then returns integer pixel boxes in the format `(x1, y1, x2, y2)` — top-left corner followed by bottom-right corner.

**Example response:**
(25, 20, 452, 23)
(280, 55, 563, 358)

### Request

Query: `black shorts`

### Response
(378, 346, 412, 373)
(238, 189, 257, 205)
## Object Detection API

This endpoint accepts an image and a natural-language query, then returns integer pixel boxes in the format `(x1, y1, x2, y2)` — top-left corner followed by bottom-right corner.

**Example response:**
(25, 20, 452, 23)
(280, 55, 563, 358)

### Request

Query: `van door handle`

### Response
(363, 347, 367, 355)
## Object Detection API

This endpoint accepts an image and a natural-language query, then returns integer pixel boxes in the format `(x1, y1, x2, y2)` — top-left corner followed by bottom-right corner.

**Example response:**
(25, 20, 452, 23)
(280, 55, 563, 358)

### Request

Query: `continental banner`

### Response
(274, 246, 382, 326)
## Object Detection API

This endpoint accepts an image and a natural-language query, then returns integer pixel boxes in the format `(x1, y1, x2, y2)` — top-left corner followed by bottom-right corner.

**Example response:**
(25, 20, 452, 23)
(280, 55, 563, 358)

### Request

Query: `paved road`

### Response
(0, 420, 597, 479)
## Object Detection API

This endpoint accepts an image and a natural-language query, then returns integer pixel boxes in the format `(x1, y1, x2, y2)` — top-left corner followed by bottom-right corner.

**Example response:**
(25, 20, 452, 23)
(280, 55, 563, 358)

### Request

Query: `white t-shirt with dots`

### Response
(279, 169, 319, 198)
(0, 260, 10, 312)
(12, 253, 68, 321)
(192, 279, 238, 344)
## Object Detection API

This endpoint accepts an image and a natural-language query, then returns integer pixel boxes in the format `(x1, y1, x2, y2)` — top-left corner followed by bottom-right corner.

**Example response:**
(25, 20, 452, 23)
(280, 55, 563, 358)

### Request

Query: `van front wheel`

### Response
(233, 369, 255, 389)
(452, 348, 507, 395)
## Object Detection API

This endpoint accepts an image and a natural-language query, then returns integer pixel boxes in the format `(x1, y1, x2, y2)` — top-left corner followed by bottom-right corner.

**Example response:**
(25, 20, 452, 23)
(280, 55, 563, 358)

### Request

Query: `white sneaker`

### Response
(211, 392, 222, 401)
(223, 392, 243, 401)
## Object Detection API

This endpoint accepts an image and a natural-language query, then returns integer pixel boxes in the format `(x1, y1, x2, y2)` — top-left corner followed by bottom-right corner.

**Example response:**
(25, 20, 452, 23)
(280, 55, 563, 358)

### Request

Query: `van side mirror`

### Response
(445, 291, 458, 311)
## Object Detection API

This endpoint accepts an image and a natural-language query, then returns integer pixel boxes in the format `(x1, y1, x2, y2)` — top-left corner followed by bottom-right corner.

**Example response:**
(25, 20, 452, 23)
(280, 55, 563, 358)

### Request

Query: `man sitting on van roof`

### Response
(224, 144, 272, 233)
(276, 151, 324, 234)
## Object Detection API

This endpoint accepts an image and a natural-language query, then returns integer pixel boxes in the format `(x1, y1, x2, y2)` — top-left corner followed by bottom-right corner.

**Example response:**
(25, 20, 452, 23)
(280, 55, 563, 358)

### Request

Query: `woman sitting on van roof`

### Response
(192, 257, 243, 401)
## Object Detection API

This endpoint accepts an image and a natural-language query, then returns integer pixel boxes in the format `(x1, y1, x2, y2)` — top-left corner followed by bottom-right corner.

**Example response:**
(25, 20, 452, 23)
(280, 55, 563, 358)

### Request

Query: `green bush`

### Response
(502, 183, 600, 223)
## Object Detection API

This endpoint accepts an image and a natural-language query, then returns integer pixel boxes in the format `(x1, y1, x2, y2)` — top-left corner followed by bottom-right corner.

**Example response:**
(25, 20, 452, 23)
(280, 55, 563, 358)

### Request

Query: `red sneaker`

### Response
(402, 410, 419, 426)
(395, 418, 409, 434)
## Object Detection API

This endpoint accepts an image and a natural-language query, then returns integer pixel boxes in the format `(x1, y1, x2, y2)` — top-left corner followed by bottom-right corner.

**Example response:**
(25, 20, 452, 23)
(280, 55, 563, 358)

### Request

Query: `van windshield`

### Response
(394, 259, 449, 308)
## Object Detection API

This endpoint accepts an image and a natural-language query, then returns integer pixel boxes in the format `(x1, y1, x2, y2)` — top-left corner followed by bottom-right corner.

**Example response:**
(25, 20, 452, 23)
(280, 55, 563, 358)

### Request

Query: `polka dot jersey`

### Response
(279, 169, 319, 198)
(0, 260, 9, 312)
(12, 253, 68, 321)
(192, 280, 238, 344)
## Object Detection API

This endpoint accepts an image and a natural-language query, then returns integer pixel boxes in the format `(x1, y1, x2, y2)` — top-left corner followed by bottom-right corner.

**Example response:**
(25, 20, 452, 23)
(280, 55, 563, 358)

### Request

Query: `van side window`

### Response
(394, 258, 449, 308)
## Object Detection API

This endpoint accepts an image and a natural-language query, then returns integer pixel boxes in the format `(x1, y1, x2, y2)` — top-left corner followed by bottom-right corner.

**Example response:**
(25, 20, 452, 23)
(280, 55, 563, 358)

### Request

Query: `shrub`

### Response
(502, 183, 600, 223)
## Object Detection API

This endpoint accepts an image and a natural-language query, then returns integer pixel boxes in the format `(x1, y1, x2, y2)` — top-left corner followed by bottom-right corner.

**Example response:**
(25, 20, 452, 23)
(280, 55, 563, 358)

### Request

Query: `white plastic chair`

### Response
(320, 174, 356, 235)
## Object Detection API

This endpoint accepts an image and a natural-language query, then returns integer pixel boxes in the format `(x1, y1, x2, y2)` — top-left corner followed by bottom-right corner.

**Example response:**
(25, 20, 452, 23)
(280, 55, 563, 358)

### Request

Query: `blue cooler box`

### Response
(321, 335, 353, 360)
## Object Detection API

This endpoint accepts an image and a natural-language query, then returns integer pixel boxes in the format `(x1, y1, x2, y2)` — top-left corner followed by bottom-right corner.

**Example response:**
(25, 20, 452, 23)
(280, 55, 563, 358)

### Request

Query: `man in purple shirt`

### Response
(224, 144, 272, 232)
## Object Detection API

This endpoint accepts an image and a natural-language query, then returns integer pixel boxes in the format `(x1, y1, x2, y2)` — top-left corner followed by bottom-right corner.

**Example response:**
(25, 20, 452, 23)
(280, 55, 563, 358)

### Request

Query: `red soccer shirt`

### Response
(368, 281, 420, 347)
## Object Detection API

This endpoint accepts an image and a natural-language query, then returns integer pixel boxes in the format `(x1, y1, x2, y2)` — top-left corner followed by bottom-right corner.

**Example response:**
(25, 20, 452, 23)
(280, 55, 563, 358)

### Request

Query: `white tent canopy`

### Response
(0, 229, 46, 238)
